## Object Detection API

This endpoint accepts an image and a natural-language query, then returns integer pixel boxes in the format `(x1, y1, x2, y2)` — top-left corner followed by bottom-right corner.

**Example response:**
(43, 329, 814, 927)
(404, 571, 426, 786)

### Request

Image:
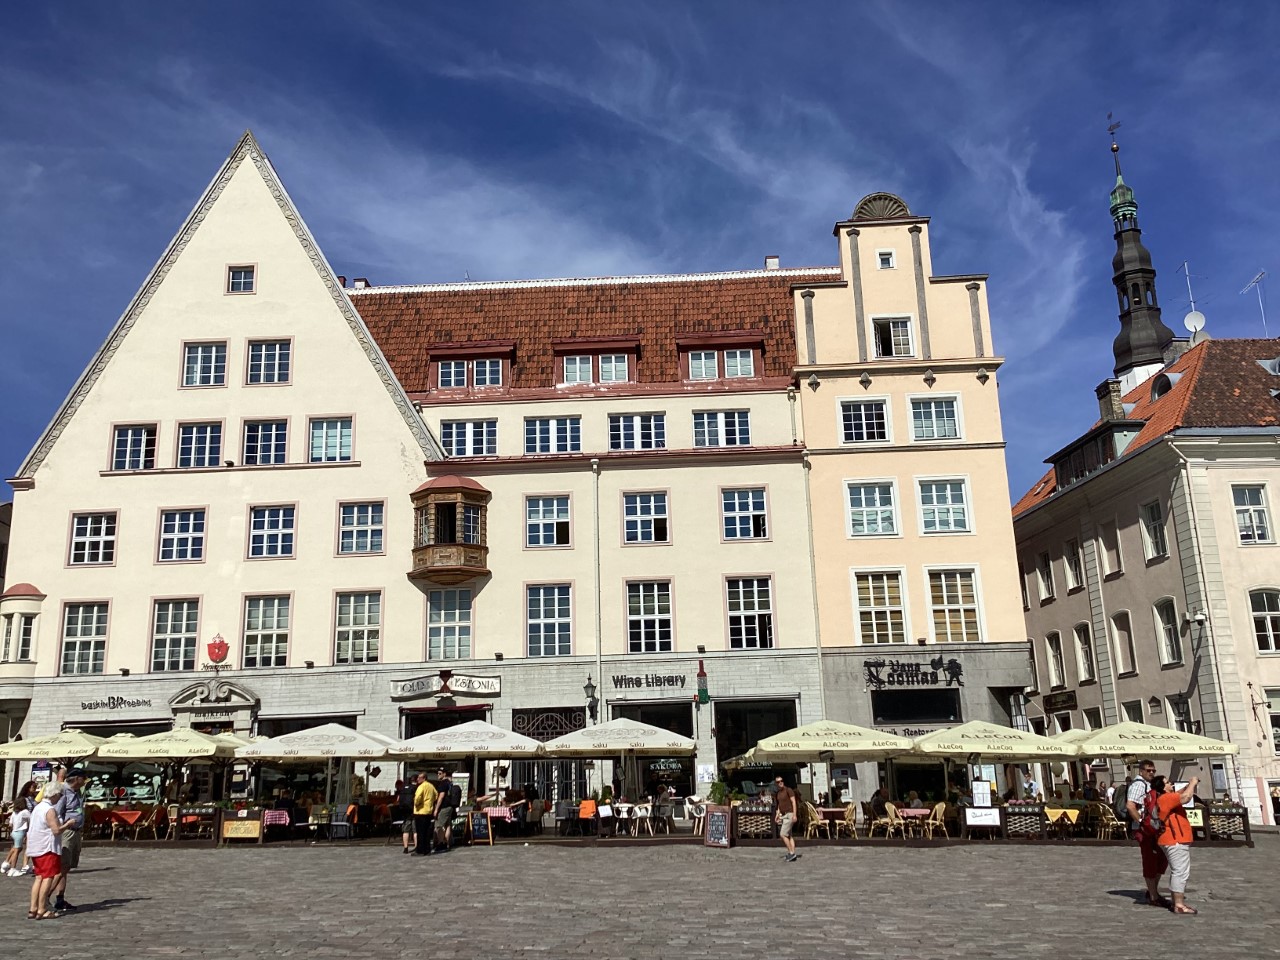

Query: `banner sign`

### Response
(391, 672, 501, 701)
(864, 657, 965, 688)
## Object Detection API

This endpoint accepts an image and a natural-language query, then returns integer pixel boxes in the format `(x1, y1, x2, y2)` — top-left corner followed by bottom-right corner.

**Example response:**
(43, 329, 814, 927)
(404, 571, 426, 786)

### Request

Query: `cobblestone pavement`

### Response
(0, 836, 1276, 959)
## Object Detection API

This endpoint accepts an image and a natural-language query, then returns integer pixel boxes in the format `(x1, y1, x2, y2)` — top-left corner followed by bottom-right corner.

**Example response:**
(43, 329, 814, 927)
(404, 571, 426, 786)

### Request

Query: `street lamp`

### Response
(584, 675, 599, 723)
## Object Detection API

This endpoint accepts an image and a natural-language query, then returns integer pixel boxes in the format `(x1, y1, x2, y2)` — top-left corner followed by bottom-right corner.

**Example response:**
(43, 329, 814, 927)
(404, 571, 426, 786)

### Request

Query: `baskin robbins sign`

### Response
(391, 670, 501, 702)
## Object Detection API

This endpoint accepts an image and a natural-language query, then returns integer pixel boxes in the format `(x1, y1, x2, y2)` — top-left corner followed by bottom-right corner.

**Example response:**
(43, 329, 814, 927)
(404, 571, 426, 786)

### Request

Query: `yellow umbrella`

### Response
(97, 727, 239, 761)
(0, 728, 109, 763)
(1068, 721, 1238, 758)
(756, 720, 914, 762)
(912, 720, 1081, 761)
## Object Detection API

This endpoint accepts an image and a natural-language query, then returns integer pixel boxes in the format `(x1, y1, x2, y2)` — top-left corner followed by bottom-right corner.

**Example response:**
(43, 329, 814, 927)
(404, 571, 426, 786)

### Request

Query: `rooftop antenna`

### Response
(1179, 261, 1206, 339)
(1241, 271, 1268, 337)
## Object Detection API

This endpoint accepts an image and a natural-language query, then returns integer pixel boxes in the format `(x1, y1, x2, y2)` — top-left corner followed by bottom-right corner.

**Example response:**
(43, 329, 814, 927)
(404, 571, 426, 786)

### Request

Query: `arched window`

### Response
(1131, 283, 1141, 305)
(1146, 285, 1155, 306)
(1154, 598, 1181, 664)
(1251, 589, 1280, 652)
(1046, 632, 1065, 688)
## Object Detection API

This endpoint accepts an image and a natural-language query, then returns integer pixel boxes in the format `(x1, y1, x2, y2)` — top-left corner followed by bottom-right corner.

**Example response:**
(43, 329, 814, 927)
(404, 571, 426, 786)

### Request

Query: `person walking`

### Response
(3, 781, 38, 877)
(394, 779, 416, 855)
(50, 768, 86, 912)
(26, 780, 72, 920)
(412, 772, 438, 856)
(773, 776, 801, 863)
(1125, 759, 1168, 907)
(1153, 775, 1199, 915)
(433, 770, 459, 852)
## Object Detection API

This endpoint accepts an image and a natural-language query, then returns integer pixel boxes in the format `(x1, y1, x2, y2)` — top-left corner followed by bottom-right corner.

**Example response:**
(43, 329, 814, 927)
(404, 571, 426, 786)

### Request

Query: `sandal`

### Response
(1145, 892, 1171, 908)
(27, 911, 38, 920)
(1173, 904, 1198, 915)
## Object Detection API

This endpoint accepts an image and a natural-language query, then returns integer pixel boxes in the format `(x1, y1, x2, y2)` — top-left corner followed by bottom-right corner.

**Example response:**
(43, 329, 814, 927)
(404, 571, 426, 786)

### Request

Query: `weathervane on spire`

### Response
(1107, 112, 1123, 175)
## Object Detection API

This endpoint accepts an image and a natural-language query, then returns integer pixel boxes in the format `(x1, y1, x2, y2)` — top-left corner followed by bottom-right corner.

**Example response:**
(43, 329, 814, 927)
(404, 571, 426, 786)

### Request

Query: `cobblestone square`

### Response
(0, 836, 1275, 959)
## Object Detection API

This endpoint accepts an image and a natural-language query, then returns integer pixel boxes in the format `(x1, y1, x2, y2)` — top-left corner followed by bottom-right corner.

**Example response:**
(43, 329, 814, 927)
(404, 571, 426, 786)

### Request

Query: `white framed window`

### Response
(1, 616, 10, 662)
(438, 360, 467, 388)
(609, 414, 666, 450)
(599, 354, 629, 383)
(728, 577, 773, 649)
(1084, 707, 1104, 730)
(1266, 689, 1280, 756)
(1099, 520, 1122, 575)
(0, 615, 32, 663)
(724, 349, 755, 378)
(689, 351, 718, 380)
(335, 591, 381, 664)
(1074, 623, 1095, 682)
(1027, 637, 1040, 692)
(227, 265, 255, 293)
(839, 399, 889, 443)
(243, 420, 287, 465)
(563, 356, 593, 384)
(183, 342, 227, 387)
(440, 420, 497, 456)
(1122, 700, 1144, 723)
(846, 482, 897, 537)
(152, 599, 198, 672)
(428, 588, 473, 660)
(1036, 551, 1055, 601)
(243, 595, 289, 668)
(623, 493, 669, 544)
(177, 423, 222, 468)
(1018, 559, 1030, 610)
(247, 340, 291, 384)
(918, 479, 971, 533)
(928, 569, 981, 642)
(872, 317, 913, 358)
(1251, 589, 1280, 653)
(338, 502, 384, 554)
(473, 358, 502, 387)
(1154, 598, 1182, 664)
(248, 505, 295, 558)
(69, 512, 117, 565)
(722, 488, 768, 540)
(527, 584, 571, 657)
(1064, 539, 1084, 590)
(1234, 485, 1272, 544)
(853, 571, 906, 644)
(113, 424, 157, 470)
(910, 397, 960, 441)
(876, 249, 895, 270)
(627, 581, 673, 653)
(158, 508, 206, 562)
(1046, 632, 1065, 687)
(1110, 611, 1137, 675)
(15, 614, 34, 662)
(1140, 500, 1168, 560)
(693, 410, 750, 447)
(61, 603, 107, 675)
(309, 418, 353, 463)
(525, 417, 581, 454)
(526, 496, 570, 547)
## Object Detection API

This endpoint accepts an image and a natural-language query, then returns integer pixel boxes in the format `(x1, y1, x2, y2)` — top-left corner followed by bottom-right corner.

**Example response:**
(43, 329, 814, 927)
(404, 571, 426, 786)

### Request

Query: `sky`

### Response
(2, 2, 1278, 500)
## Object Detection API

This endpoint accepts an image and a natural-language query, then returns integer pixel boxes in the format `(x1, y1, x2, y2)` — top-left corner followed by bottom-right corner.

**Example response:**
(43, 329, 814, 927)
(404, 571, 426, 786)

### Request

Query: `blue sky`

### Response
(2, 2, 1278, 499)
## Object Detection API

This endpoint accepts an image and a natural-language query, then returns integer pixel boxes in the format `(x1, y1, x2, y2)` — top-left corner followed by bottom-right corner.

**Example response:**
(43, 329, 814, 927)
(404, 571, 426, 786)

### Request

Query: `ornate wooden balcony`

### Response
(408, 475, 492, 585)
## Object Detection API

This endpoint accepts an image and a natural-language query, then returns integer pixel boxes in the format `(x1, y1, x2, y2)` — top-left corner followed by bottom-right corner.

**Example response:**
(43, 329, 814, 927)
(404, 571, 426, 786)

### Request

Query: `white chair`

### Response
(614, 804, 632, 836)
(687, 800, 707, 835)
(631, 803, 654, 836)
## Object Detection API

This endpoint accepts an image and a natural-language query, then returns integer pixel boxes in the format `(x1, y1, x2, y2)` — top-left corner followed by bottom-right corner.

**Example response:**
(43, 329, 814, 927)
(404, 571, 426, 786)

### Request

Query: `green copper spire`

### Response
(1109, 141, 1137, 226)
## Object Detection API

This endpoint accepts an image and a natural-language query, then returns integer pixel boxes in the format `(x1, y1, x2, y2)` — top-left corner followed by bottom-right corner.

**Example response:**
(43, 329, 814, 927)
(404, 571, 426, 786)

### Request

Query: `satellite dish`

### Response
(1183, 310, 1206, 333)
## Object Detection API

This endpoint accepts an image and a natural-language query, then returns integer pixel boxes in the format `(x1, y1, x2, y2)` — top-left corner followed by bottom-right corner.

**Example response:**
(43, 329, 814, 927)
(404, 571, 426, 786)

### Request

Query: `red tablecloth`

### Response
(263, 810, 291, 827)
(111, 810, 144, 826)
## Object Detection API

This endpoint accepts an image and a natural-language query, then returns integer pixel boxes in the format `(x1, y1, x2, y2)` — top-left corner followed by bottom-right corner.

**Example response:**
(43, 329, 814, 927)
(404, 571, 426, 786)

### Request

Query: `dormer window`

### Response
(555, 338, 638, 385)
(677, 332, 764, 382)
(430, 342, 515, 392)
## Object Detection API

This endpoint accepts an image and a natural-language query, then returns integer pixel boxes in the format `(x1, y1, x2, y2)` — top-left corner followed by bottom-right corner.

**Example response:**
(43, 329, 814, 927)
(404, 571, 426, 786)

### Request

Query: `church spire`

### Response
(1107, 137, 1174, 387)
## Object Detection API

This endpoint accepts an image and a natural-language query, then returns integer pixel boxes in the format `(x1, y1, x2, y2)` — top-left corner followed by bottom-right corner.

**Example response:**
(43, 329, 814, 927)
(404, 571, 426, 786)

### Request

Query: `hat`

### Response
(65, 767, 88, 780)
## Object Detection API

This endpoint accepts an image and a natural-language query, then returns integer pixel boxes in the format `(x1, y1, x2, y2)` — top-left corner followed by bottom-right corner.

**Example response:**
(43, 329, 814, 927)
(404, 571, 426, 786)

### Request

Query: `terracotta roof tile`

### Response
(351, 270, 838, 392)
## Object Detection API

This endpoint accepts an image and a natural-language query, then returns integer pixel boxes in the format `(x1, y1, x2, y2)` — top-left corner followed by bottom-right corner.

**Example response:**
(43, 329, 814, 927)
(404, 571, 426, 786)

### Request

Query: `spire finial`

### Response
(1107, 113, 1123, 177)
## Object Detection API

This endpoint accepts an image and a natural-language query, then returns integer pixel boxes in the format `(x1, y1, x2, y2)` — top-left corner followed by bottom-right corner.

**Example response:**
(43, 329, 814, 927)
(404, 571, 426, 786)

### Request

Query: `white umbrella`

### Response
(392, 720, 545, 759)
(543, 718, 696, 758)
(234, 723, 395, 761)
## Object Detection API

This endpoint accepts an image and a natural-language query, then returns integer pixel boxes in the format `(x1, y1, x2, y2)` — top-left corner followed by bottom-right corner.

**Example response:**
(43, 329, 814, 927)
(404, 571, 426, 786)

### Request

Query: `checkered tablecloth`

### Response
(484, 806, 513, 820)
(263, 810, 291, 827)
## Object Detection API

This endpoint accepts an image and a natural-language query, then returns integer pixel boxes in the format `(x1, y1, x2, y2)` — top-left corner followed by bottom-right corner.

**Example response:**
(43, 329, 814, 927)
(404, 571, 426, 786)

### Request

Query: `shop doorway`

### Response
(612, 702, 694, 797)
(401, 704, 491, 797)
(714, 699, 796, 792)
(509, 706, 587, 804)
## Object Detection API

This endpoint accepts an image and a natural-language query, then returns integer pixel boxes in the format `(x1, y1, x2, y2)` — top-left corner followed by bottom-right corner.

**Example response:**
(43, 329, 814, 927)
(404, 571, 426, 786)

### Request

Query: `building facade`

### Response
(2, 134, 1031, 803)
(1013, 145, 1280, 824)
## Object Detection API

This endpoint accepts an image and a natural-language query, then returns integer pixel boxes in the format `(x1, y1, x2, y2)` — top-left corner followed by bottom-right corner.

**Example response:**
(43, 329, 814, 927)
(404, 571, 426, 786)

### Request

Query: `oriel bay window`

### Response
(409, 477, 491, 584)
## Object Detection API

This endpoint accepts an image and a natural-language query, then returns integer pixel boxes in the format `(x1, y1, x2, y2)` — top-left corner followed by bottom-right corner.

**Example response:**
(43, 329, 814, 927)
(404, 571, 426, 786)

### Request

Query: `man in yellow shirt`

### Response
(412, 773, 438, 856)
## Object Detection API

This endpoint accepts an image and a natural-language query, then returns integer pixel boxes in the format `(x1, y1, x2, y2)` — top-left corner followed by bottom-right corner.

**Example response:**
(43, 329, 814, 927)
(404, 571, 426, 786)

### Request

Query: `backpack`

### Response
(1113, 781, 1138, 821)
(448, 783, 462, 808)
(1140, 789, 1163, 837)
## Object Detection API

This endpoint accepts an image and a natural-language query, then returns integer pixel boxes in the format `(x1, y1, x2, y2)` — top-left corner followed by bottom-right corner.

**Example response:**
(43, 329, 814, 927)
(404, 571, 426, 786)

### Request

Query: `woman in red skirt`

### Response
(26, 780, 71, 920)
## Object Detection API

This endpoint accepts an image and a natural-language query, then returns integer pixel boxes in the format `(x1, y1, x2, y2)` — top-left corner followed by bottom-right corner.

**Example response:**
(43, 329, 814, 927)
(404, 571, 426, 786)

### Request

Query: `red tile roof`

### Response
(1, 582, 45, 599)
(1013, 339, 1280, 517)
(350, 269, 839, 393)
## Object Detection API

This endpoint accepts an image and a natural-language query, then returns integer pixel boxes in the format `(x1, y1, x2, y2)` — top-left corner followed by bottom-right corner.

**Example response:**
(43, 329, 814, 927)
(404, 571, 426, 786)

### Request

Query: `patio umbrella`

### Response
(391, 720, 545, 759)
(97, 727, 240, 761)
(542, 717, 696, 758)
(755, 720, 914, 762)
(721, 747, 772, 771)
(0, 728, 110, 764)
(234, 723, 395, 761)
(911, 720, 1082, 762)
(1066, 721, 1238, 758)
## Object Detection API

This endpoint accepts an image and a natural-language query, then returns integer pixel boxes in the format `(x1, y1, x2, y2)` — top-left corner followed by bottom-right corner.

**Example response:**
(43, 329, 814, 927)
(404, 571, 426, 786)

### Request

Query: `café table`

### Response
(109, 808, 144, 841)
(1043, 806, 1081, 838)
(896, 807, 930, 836)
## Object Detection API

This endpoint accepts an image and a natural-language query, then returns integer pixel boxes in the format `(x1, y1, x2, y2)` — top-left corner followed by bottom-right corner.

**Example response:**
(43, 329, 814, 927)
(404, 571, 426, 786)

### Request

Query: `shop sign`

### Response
(864, 657, 964, 689)
(611, 674, 686, 690)
(391, 671, 501, 701)
(647, 758, 685, 771)
(80, 696, 154, 711)
(874, 725, 942, 738)
(1042, 691, 1078, 712)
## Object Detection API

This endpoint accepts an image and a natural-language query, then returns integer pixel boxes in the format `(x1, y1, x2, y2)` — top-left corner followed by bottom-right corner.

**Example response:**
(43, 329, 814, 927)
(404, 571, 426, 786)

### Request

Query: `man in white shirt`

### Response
(1021, 771, 1040, 800)
(1125, 759, 1168, 907)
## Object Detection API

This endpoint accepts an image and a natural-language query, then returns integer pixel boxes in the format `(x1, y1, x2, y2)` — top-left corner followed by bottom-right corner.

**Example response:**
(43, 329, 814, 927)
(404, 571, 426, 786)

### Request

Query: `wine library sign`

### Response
(391, 671, 502, 702)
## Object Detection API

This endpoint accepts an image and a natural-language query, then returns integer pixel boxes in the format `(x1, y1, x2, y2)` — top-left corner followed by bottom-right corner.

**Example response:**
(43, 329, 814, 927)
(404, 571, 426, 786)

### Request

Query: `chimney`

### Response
(1095, 378, 1125, 422)
(337, 276, 347, 288)
(764, 255, 780, 270)
(353, 277, 370, 289)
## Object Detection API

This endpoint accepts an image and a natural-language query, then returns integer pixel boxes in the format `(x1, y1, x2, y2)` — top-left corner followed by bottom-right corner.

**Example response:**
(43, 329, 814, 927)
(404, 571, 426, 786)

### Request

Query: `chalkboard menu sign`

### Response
(704, 803, 732, 848)
(469, 810, 492, 846)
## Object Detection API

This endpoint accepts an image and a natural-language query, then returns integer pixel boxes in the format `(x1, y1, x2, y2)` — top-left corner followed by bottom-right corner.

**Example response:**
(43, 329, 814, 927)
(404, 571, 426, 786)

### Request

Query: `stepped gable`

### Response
(350, 268, 839, 393)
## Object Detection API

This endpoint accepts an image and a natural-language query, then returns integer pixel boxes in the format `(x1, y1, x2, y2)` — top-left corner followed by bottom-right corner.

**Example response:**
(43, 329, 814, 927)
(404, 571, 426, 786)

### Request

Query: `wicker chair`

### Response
(833, 803, 858, 839)
(132, 805, 163, 841)
(803, 801, 831, 840)
(869, 802, 905, 839)
(921, 802, 948, 840)
(1092, 802, 1126, 840)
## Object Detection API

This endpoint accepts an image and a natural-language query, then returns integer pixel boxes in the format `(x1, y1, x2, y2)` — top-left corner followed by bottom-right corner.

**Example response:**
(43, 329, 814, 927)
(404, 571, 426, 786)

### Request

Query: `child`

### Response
(3, 802, 31, 876)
